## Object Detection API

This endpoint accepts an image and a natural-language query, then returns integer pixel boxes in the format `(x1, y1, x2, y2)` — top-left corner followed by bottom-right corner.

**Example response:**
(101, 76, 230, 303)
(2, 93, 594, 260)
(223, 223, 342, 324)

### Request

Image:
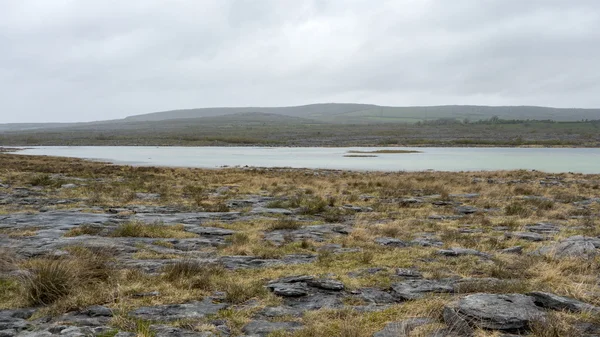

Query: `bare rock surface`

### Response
(373, 318, 436, 337)
(391, 279, 454, 300)
(265, 224, 352, 245)
(242, 320, 303, 337)
(130, 298, 228, 321)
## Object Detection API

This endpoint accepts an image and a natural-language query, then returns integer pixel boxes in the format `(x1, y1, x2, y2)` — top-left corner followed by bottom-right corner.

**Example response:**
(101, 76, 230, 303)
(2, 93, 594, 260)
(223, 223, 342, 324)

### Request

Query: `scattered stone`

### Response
(505, 232, 549, 242)
(454, 206, 479, 214)
(135, 193, 161, 200)
(81, 305, 112, 317)
(269, 275, 314, 284)
(527, 291, 600, 313)
(342, 205, 373, 212)
(399, 198, 423, 205)
(186, 226, 235, 236)
(458, 227, 484, 234)
(267, 282, 309, 297)
(61, 184, 77, 189)
(347, 267, 386, 278)
(432, 200, 456, 206)
(375, 237, 407, 248)
(428, 215, 463, 220)
(357, 288, 397, 304)
(391, 279, 454, 300)
(395, 268, 422, 278)
(443, 293, 546, 332)
(132, 291, 161, 298)
(524, 222, 560, 234)
(451, 193, 480, 199)
(410, 235, 443, 247)
(500, 246, 523, 254)
(373, 318, 436, 337)
(437, 247, 492, 259)
(317, 244, 361, 254)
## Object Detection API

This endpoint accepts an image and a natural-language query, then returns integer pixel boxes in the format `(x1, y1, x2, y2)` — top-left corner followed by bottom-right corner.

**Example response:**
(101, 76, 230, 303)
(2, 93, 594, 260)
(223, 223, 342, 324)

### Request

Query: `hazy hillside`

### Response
(123, 104, 600, 123)
(123, 103, 376, 122)
(1, 104, 599, 136)
(0, 123, 78, 132)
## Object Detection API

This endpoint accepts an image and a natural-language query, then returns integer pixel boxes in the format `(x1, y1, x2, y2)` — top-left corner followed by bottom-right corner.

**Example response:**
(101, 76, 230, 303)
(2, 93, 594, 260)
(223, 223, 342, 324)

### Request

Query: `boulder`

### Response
(443, 294, 546, 332)
(455, 206, 479, 214)
(375, 237, 407, 248)
(527, 291, 600, 313)
(533, 235, 599, 259)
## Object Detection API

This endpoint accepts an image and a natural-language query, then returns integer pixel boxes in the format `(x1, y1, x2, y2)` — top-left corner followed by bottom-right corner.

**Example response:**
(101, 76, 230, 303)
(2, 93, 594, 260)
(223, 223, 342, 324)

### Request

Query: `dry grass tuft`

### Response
(64, 224, 103, 237)
(21, 259, 73, 305)
(110, 221, 196, 238)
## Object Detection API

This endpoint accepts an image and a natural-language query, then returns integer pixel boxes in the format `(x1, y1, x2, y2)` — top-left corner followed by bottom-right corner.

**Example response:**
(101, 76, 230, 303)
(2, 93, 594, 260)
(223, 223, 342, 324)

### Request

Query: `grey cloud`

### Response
(0, 0, 599, 122)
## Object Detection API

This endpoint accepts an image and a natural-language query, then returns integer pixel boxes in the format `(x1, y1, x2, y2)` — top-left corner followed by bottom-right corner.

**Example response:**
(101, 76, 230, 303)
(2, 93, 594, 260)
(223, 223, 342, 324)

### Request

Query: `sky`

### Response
(1, 0, 599, 123)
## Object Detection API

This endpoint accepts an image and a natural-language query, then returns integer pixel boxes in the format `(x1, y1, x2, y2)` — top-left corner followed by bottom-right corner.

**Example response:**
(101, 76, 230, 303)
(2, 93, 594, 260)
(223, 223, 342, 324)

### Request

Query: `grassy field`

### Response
(0, 154, 599, 336)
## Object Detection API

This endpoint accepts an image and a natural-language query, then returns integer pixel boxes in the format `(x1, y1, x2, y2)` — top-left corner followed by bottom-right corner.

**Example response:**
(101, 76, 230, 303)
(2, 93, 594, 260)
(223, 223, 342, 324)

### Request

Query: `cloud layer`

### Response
(1, 0, 599, 122)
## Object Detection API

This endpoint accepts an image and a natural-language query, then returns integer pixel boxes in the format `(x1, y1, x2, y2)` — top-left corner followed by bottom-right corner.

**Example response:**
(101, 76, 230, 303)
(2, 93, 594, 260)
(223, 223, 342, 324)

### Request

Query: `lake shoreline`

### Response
(11, 146, 600, 174)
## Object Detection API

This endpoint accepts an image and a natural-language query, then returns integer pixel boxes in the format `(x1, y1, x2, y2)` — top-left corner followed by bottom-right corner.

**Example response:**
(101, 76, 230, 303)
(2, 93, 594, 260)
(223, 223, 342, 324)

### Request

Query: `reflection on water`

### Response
(14, 146, 600, 173)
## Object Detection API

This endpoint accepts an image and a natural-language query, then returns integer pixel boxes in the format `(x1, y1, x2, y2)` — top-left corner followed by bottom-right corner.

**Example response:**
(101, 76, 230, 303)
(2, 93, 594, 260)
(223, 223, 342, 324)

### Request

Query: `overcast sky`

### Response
(1, 0, 599, 123)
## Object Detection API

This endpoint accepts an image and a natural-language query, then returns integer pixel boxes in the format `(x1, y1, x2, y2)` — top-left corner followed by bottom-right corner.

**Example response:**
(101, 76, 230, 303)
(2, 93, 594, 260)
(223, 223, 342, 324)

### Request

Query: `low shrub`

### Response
(268, 217, 303, 231)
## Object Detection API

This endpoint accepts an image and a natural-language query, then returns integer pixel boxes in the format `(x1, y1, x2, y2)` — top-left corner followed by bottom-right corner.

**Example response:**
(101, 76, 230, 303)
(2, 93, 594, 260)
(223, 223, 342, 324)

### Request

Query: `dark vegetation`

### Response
(0, 117, 599, 147)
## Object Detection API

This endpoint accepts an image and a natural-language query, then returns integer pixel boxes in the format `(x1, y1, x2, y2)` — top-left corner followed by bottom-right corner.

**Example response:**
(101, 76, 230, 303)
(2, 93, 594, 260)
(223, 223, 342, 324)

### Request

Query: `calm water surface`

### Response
(13, 146, 600, 173)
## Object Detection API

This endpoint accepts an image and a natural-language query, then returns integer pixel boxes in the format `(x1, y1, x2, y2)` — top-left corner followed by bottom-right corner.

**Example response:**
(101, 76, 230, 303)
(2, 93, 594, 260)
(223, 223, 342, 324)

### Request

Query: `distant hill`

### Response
(124, 104, 600, 123)
(1, 104, 599, 134)
(0, 123, 77, 132)
(123, 103, 376, 122)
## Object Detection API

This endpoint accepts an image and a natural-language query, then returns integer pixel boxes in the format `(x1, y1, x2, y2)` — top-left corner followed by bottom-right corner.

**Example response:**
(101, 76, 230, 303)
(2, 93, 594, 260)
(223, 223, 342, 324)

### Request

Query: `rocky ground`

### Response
(0, 153, 599, 336)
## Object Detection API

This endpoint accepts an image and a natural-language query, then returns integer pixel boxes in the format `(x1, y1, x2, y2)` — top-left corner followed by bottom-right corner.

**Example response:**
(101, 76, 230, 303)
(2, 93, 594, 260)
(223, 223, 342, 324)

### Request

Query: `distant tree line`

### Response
(416, 116, 600, 126)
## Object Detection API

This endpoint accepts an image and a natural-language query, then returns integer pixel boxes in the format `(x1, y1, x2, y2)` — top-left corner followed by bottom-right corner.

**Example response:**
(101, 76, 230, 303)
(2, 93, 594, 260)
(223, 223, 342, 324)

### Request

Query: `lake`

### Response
(12, 146, 600, 173)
